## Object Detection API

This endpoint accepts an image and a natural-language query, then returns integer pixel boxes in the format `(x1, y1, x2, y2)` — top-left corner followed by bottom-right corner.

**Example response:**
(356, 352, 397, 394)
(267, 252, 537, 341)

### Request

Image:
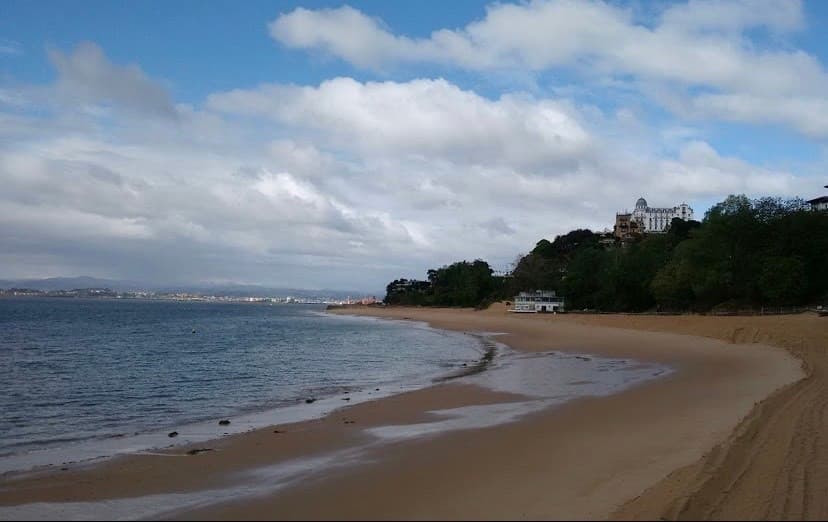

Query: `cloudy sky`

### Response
(2, 0, 827, 292)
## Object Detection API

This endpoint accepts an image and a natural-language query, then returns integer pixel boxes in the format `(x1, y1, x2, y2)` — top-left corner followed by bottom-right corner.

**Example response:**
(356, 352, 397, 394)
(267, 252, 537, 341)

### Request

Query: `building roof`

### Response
(635, 197, 647, 209)
(808, 196, 828, 204)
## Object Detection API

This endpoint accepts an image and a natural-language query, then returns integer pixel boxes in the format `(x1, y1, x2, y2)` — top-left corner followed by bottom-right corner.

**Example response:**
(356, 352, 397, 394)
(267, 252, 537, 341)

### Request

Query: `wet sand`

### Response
(0, 305, 812, 520)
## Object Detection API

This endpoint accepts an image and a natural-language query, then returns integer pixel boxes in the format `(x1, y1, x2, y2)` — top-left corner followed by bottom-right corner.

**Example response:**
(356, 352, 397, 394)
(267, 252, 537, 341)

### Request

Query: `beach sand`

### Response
(1, 305, 820, 520)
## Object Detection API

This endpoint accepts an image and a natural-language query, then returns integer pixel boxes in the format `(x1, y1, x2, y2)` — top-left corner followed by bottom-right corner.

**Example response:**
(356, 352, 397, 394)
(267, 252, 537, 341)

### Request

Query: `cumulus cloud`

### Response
(690, 94, 828, 138)
(206, 75, 811, 263)
(0, 133, 428, 287)
(269, 1, 811, 85)
(269, 0, 828, 138)
(268, 6, 421, 70)
(0, 34, 821, 289)
(208, 77, 591, 169)
(658, 0, 803, 34)
(655, 141, 801, 198)
(48, 42, 177, 118)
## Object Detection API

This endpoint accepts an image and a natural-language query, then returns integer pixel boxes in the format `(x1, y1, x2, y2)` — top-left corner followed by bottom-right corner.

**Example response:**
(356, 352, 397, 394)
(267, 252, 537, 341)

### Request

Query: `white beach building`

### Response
(511, 290, 565, 313)
(808, 196, 828, 212)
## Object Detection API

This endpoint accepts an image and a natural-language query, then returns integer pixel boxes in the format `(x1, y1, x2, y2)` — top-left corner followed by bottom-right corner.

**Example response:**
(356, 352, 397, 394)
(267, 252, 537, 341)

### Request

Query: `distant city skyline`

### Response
(2, 0, 827, 289)
(0, 275, 380, 296)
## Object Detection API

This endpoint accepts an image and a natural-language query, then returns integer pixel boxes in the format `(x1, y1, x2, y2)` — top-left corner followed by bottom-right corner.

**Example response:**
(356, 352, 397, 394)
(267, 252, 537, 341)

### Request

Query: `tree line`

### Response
(385, 259, 506, 307)
(384, 195, 828, 311)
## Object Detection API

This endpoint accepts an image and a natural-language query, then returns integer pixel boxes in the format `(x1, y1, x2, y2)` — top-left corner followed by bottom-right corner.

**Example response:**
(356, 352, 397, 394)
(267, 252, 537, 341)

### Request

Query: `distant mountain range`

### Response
(0, 276, 143, 292)
(0, 276, 378, 299)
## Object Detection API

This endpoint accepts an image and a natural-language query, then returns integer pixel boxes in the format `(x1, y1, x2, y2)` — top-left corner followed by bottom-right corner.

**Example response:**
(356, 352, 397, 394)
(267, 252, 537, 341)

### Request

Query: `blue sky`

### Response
(1, 1, 488, 99)
(1, 0, 827, 290)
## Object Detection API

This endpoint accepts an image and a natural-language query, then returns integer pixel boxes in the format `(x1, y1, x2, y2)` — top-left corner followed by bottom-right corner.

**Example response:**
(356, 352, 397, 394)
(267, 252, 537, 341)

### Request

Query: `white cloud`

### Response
(208, 77, 591, 169)
(691, 94, 828, 138)
(269, 1, 812, 88)
(0, 38, 821, 288)
(269, 0, 828, 138)
(48, 42, 177, 118)
(269, 6, 421, 70)
(267, 140, 337, 179)
(658, 0, 803, 34)
(656, 141, 801, 198)
(0, 132, 428, 287)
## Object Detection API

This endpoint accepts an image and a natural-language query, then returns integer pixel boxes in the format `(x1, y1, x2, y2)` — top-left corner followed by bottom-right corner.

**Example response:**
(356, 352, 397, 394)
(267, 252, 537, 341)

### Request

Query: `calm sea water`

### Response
(0, 298, 483, 463)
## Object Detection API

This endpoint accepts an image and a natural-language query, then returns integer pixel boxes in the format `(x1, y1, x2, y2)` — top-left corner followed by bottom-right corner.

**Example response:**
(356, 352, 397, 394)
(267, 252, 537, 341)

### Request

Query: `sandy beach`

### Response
(1, 305, 822, 520)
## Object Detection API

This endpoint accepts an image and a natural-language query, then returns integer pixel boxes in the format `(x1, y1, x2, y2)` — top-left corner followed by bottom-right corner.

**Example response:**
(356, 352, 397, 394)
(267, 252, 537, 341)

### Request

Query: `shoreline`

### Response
(328, 305, 823, 520)
(0, 309, 486, 478)
(0, 305, 809, 520)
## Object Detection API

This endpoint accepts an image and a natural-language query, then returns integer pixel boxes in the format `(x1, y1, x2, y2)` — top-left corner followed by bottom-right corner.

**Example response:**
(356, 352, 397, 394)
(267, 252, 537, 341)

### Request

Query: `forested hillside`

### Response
(384, 195, 828, 312)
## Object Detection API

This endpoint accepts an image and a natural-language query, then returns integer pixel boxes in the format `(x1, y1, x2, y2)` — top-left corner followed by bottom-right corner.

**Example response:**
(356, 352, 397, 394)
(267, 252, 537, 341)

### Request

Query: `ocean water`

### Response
(0, 298, 484, 470)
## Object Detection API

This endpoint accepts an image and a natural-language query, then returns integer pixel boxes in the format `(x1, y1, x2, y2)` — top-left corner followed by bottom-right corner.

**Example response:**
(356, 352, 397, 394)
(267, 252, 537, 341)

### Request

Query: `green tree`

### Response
(759, 256, 807, 305)
(385, 194, 828, 311)
(562, 247, 611, 310)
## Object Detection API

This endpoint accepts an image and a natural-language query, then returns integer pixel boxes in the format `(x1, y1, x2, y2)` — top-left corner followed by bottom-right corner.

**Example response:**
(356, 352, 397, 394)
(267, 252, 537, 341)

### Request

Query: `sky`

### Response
(1, 0, 827, 292)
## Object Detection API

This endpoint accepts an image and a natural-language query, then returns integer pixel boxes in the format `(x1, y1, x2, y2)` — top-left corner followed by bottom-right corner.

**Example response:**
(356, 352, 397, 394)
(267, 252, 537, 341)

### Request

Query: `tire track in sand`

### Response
(613, 314, 828, 521)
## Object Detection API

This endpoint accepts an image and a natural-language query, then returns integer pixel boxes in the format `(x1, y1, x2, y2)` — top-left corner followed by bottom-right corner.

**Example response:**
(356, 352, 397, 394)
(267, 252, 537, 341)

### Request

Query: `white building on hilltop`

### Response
(631, 197, 694, 233)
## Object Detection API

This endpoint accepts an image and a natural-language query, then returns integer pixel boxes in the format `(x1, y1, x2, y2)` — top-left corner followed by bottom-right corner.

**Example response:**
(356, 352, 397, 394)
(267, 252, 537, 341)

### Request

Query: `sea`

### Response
(0, 297, 485, 472)
(0, 297, 671, 478)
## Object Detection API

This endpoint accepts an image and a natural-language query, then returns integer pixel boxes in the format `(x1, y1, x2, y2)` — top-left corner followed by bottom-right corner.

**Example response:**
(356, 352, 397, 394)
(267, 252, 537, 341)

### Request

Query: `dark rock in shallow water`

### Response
(186, 448, 213, 456)
(342, 397, 351, 401)
(343, 420, 355, 424)
(168, 431, 178, 438)
(218, 419, 230, 426)
(273, 429, 284, 434)
(305, 398, 316, 404)
(375, 388, 380, 391)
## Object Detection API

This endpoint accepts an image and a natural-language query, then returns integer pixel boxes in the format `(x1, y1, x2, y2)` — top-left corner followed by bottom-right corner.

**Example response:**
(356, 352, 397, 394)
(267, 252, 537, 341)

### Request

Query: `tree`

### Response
(384, 278, 431, 305)
(427, 260, 498, 307)
(759, 256, 806, 305)
(385, 194, 828, 311)
(611, 235, 670, 310)
(651, 261, 694, 310)
(562, 247, 610, 310)
(666, 217, 700, 245)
